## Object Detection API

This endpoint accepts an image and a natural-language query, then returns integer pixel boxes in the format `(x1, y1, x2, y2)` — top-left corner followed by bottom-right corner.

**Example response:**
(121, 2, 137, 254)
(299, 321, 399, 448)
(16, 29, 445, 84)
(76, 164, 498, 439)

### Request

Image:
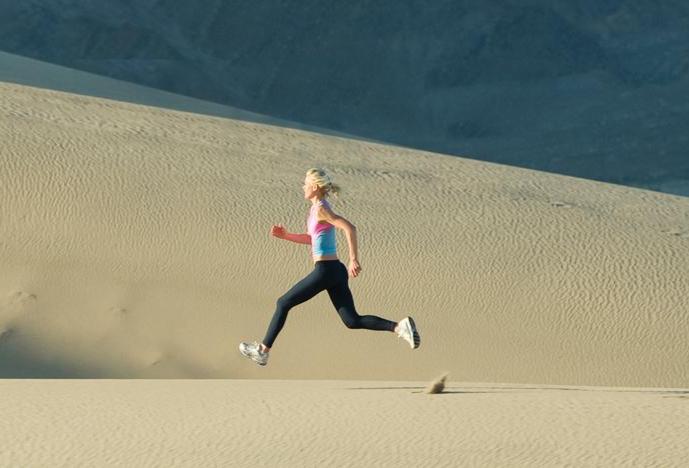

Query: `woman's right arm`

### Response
(283, 233, 312, 244)
(271, 224, 311, 244)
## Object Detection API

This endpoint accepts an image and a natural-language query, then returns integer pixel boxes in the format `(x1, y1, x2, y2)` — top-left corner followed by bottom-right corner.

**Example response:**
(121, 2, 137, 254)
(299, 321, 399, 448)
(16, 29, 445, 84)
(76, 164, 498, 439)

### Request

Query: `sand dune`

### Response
(0, 50, 357, 140)
(2, 67, 689, 467)
(5, 2, 689, 196)
(1, 80, 688, 389)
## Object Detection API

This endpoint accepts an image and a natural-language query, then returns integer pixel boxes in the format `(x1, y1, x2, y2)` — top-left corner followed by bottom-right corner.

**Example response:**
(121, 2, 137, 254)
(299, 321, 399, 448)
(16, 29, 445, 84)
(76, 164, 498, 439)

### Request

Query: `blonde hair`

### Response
(306, 167, 341, 199)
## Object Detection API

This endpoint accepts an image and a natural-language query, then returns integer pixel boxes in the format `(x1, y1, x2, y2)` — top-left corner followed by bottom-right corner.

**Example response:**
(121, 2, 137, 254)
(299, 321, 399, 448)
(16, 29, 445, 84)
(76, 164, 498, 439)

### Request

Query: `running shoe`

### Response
(396, 317, 421, 349)
(239, 341, 269, 366)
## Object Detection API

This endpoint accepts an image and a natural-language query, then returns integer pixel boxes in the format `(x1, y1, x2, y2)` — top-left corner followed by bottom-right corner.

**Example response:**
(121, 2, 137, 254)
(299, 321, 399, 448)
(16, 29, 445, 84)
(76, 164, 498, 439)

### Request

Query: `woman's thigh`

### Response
(278, 267, 329, 307)
(325, 264, 356, 313)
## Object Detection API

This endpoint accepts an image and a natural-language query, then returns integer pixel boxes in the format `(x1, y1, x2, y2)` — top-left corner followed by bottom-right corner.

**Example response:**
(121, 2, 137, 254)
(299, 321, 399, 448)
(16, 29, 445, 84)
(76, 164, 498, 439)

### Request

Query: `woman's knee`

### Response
(276, 295, 293, 311)
(341, 313, 361, 329)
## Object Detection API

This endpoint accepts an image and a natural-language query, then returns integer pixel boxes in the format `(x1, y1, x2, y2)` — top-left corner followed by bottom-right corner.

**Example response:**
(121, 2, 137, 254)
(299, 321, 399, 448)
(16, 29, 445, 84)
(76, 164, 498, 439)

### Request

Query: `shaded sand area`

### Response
(0, 50, 357, 139)
(1, 379, 688, 467)
(1, 80, 689, 386)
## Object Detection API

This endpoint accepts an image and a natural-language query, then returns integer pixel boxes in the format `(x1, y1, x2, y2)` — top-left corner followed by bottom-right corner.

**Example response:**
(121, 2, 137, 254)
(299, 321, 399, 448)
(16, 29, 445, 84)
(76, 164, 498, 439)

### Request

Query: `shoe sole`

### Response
(405, 317, 421, 349)
(239, 343, 268, 366)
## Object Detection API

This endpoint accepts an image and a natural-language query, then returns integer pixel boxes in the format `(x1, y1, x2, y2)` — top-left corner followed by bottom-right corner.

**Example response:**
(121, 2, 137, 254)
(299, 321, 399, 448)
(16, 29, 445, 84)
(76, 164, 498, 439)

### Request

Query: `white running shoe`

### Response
(239, 341, 269, 366)
(396, 317, 421, 349)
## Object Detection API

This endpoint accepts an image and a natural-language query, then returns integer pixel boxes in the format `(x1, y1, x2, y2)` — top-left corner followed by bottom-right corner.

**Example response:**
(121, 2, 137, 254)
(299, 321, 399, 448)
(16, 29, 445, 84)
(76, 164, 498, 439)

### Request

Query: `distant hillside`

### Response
(1, 0, 688, 195)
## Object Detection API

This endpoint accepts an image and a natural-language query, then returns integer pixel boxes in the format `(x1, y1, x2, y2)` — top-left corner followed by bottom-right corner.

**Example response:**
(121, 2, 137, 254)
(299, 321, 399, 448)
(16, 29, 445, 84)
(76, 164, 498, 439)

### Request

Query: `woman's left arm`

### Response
(319, 206, 361, 277)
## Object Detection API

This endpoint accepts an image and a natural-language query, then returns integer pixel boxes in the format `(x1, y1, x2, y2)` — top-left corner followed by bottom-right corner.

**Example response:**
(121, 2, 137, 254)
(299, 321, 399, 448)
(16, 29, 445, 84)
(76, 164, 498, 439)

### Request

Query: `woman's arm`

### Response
(318, 206, 361, 277)
(283, 233, 312, 245)
(271, 224, 311, 244)
(318, 206, 358, 261)
(341, 223, 358, 261)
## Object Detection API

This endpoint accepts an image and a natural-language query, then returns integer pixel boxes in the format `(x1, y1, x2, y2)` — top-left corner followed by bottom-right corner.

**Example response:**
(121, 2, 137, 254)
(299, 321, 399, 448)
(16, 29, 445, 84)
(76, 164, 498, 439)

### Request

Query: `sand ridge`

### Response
(0, 50, 363, 140)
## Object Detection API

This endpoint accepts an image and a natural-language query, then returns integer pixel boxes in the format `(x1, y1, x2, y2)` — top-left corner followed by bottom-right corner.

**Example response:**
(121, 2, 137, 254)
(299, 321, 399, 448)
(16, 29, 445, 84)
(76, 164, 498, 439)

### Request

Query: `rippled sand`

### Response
(2, 80, 688, 386)
(1, 379, 688, 467)
(2, 62, 689, 467)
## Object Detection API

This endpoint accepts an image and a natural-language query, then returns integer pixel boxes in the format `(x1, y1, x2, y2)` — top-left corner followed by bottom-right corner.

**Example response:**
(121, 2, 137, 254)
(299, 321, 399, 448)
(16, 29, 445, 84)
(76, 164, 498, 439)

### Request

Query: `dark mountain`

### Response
(2, 0, 688, 195)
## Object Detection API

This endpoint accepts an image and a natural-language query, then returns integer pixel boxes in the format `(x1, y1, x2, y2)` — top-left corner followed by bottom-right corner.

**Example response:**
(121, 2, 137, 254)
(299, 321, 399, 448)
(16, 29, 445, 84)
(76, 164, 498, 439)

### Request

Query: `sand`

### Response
(1, 59, 689, 465)
(2, 79, 688, 385)
(0, 50, 364, 142)
(1, 379, 688, 467)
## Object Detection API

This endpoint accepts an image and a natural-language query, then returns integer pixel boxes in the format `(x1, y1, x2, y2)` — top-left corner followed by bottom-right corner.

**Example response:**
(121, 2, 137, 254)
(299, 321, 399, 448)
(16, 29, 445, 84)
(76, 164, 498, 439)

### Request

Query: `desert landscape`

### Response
(1, 52, 688, 465)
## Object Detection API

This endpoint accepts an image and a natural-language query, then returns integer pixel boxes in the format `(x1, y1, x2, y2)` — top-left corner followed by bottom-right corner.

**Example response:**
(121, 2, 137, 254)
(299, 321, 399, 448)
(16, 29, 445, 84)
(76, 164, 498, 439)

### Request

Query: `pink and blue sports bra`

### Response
(307, 199, 337, 257)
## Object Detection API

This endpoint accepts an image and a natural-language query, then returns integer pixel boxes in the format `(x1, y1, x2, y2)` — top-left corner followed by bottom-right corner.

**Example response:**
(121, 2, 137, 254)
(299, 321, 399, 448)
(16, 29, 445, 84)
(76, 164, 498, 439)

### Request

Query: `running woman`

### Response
(239, 167, 420, 366)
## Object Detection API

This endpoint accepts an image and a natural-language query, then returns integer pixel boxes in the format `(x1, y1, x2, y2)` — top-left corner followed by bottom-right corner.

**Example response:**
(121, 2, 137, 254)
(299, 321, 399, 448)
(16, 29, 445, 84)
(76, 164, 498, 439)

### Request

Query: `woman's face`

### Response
(302, 175, 320, 200)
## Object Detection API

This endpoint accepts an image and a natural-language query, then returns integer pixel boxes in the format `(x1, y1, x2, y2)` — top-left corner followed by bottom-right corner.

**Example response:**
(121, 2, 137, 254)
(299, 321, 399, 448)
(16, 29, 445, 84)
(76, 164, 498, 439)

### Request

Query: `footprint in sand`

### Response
(0, 291, 37, 319)
(149, 354, 170, 368)
(108, 306, 129, 316)
(140, 349, 166, 367)
(661, 229, 688, 238)
(6, 291, 37, 304)
(0, 327, 14, 343)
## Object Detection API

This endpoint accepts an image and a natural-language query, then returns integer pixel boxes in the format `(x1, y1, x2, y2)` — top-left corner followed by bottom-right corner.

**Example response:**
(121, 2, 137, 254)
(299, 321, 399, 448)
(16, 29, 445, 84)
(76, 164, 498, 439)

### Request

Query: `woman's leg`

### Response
(262, 267, 328, 349)
(327, 265, 397, 332)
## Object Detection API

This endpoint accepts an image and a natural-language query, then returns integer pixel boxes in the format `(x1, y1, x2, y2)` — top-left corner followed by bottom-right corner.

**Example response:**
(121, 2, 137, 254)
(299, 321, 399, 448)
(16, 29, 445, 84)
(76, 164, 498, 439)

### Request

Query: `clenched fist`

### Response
(271, 224, 287, 239)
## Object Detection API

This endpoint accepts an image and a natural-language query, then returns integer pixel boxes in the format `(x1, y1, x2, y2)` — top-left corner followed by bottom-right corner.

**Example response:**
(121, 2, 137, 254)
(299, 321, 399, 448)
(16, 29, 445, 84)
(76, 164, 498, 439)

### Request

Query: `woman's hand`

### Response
(348, 258, 362, 278)
(271, 224, 287, 239)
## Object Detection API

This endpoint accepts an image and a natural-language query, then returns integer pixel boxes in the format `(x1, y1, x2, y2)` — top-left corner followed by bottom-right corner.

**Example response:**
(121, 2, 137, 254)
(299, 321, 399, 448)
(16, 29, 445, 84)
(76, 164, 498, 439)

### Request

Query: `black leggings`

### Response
(263, 260, 397, 348)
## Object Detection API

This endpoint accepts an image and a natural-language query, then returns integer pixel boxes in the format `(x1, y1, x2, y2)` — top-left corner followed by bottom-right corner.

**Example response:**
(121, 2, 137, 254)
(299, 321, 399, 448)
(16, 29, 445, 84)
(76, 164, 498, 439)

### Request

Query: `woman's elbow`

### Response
(333, 217, 355, 232)
(337, 222, 355, 233)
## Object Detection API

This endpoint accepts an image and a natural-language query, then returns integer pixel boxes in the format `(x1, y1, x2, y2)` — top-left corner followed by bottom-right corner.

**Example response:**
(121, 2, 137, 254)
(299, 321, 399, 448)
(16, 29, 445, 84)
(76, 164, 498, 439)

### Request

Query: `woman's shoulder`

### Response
(315, 199, 336, 223)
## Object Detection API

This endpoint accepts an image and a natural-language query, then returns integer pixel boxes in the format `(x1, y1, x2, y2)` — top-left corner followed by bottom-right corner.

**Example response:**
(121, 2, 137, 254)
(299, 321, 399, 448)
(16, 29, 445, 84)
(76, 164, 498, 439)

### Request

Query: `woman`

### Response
(239, 168, 420, 366)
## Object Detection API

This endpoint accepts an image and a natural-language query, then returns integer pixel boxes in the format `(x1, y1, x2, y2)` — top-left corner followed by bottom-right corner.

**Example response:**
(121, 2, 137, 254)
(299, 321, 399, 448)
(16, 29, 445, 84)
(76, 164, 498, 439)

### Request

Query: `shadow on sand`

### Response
(345, 385, 689, 396)
(0, 330, 215, 378)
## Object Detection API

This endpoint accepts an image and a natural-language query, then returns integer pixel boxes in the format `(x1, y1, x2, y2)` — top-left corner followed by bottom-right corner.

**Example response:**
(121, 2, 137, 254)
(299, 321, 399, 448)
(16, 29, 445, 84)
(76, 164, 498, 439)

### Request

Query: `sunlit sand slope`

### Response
(1, 81, 688, 386)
